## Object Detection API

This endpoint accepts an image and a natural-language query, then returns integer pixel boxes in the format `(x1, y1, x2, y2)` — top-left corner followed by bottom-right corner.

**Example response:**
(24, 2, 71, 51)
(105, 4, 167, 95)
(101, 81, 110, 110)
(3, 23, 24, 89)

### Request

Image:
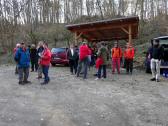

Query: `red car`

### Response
(50, 48, 69, 66)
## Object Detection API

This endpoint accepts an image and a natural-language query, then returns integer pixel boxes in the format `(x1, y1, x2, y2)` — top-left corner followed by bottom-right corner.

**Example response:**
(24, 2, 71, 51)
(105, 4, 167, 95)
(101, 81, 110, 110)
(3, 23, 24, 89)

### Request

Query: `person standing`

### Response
(67, 44, 79, 74)
(74, 45, 79, 69)
(39, 42, 51, 85)
(91, 42, 98, 66)
(149, 39, 164, 82)
(77, 42, 90, 79)
(15, 42, 31, 85)
(95, 42, 109, 80)
(111, 42, 122, 74)
(30, 44, 38, 72)
(145, 39, 154, 73)
(124, 43, 135, 74)
(13, 43, 20, 74)
(37, 41, 44, 79)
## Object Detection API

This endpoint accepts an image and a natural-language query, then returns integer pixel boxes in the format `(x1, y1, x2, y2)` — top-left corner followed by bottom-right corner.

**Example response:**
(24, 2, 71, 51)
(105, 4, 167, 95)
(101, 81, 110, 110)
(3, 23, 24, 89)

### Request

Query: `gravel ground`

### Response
(0, 65, 168, 126)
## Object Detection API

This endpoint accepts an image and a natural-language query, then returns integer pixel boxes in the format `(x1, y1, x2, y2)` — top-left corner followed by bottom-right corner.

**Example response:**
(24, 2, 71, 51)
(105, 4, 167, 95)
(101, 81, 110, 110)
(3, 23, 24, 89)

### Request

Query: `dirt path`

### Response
(0, 65, 168, 126)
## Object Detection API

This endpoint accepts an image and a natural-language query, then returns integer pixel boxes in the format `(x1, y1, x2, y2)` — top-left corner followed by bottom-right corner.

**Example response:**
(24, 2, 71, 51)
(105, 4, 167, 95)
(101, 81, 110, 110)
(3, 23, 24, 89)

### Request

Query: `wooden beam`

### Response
(74, 32, 77, 45)
(76, 32, 83, 40)
(128, 25, 132, 44)
(91, 37, 130, 42)
(121, 27, 129, 34)
(70, 23, 138, 33)
(74, 32, 85, 45)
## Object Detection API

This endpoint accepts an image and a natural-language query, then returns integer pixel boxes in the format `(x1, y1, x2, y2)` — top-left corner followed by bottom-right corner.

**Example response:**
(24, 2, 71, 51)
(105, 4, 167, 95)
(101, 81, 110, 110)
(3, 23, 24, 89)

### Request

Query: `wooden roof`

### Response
(66, 16, 139, 42)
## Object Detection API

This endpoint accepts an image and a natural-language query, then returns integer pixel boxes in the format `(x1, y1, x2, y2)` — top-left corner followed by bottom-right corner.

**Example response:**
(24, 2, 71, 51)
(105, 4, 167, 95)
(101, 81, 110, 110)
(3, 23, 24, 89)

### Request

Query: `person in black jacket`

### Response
(30, 44, 38, 72)
(149, 39, 164, 82)
(67, 44, 79, 74)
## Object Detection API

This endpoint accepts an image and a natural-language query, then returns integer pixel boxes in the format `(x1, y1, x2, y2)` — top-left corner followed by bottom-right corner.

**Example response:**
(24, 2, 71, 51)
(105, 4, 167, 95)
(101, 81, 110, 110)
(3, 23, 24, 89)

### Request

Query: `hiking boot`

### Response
(150, 78, 156, 81)
(93, 73, 98, 76)
(41, 82, 48, 85)
(23, 81, 32, 84)
(18, 81, 24, 85)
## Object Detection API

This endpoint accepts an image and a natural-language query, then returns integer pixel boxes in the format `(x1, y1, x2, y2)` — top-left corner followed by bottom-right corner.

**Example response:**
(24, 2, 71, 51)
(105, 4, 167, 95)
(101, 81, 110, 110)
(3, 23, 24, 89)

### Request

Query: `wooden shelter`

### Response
(65, 16, 139, 44)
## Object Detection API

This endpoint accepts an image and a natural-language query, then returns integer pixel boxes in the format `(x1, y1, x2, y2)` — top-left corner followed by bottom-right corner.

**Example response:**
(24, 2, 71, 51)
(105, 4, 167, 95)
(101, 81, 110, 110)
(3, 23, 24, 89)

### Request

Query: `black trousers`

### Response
(125, 59, 133, 73)
(69, 59, 77, 74)
(31, 60, 38, 71)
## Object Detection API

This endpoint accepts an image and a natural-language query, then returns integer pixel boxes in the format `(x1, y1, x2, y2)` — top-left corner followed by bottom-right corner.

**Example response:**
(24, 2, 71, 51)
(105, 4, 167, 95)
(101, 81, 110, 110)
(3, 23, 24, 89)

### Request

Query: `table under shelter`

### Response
(66, 16, 139, 45)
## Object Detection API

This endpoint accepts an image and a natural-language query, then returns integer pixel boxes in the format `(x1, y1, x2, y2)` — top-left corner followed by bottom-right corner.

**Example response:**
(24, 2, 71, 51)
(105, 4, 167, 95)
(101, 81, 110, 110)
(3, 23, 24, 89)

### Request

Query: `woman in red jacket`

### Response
(39, 42, 51, 85)
(76, 42, 90, 79)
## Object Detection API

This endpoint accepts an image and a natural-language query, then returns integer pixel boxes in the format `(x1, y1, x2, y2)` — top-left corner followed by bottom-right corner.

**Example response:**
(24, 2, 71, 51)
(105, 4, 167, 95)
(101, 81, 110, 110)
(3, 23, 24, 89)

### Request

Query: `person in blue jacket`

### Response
(15, 42, 31, 85)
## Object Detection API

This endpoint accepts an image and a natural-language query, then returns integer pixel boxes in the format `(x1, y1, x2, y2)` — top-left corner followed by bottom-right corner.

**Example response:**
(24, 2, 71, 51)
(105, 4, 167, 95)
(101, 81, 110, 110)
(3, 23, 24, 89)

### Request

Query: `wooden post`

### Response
(74, 32, 78, 45)
(74, 32, 83, 45)
(128, 25, 132, 45)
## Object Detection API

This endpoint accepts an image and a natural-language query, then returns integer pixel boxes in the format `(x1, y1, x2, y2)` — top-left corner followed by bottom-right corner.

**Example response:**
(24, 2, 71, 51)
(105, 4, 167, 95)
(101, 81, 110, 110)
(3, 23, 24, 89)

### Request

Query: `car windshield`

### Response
(51, 48, 66, 53)
(160, 39, 168, 45)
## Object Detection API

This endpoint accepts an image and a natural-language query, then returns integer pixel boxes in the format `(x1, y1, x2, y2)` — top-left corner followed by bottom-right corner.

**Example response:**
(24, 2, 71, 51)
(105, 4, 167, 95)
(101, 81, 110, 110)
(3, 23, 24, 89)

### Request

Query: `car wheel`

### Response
(51, 63, 56, 66)
(64, 64, 69, 67)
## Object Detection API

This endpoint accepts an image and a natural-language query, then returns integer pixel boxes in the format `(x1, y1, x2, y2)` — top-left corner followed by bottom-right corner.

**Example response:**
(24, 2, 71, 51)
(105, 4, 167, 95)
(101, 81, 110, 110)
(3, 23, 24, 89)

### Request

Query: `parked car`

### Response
(50, 47, 69, 66)
(145, 36, 168, 73)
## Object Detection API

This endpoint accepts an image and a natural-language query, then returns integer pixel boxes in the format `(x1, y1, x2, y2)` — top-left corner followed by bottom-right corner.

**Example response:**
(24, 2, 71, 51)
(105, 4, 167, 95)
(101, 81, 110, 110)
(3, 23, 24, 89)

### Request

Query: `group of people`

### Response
(13, 39, 163, 85)
(13, 41, 51, 85)
(67, 41, 135, 80)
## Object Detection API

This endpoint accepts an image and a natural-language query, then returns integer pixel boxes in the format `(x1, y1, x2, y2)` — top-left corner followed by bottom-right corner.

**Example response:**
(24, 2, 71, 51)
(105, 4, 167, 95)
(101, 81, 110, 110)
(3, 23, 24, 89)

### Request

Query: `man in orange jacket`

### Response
(111, 42, 122, 74)
(124, 43, 135, 74)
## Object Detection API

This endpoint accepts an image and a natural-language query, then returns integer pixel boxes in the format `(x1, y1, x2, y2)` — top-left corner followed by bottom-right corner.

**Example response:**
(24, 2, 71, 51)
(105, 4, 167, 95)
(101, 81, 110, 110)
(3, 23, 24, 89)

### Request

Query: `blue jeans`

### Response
(98, 65, 106, 78)
(77, 57, 88, 79)
(42, 65, 50, 83)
